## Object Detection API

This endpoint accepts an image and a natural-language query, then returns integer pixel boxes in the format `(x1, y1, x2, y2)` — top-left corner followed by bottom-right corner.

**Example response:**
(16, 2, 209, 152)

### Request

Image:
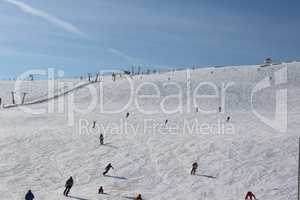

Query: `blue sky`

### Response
(1, 0, 300, 78)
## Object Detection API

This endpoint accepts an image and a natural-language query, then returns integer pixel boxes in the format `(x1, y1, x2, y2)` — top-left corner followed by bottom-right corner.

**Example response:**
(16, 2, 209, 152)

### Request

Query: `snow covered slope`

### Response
(0, 62, 299, 200)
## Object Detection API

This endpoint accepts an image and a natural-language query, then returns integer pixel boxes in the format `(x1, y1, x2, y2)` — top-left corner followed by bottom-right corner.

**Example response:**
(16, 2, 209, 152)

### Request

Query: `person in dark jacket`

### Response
(98, 186, 104, 194)
(63, 176, 74, 197)
(99, 134, 104, 145)
(25, 190, 34, 200)
(126, 112, 130, 118)
(191, 162, 198, 175)
(226, 116, 230, 122)
(245, 191, 257, 200)
(103, 163, 114, 176)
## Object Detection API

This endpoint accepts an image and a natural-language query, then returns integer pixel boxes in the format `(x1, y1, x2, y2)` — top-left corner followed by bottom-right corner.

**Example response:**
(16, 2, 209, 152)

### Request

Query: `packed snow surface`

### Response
(0, 63, 299, 200)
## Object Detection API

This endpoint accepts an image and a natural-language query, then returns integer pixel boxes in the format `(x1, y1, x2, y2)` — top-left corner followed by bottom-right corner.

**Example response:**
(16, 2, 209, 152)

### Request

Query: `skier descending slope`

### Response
(25, 190, 34, 200)
(245, 191, 257, 200)
(103, 163, 114, 176)
(99, 134, 104, 145)
(226, 116, 230, 122)
(191, 162, 198, 175)
(98, 186, 104, 194)
(63, 176, 73, 197)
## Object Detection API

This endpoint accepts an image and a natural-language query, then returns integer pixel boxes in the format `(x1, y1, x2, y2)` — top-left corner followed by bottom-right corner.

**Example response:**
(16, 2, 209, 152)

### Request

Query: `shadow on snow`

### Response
(104, 175, 127, 180)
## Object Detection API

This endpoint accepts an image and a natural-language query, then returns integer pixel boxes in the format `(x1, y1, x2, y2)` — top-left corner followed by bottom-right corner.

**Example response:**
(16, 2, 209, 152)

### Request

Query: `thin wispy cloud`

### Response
(108, 48, 142, 64)
(2, 0, 87, 37)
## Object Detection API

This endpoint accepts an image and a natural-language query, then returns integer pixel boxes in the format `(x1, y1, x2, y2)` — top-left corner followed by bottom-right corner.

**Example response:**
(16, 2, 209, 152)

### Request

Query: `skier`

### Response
(245, 191, 257, 200)
(103, 163, 114, 176)
(165, 119, 168, 125)
(226, 116, 230, 122)
(99, 134, 104, 145)
(25, 190, 34, 200)
(93, 121, 96, 129)
(0, 97, 2, 108)
(218, 106, 222, 113)
(63, 176, 73, 197)
(126, 112, 130, 118)
(112, 73, 116, 82)
(196, 107, 199, 113)
(98, 186, 104, 194)
(135, 194, 142, 200)
(191, 162, 198, 175)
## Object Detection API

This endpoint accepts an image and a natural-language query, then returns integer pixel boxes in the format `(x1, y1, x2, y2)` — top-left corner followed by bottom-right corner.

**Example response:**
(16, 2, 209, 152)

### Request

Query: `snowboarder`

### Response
(196, 107, 199, 113)
(99, 134, 104, 145)
(135, 194, 142, 200)
(25, 190, 34, 200)
(165, 119, 168, 125)
(126, 112, 130, 118)
(63, 176, 73, 197)
(218, 106, 222, 113)
(191, 162, 198, 175)
(98, 186, 104, 194)
(103, 163, 114, 176)
(93, 121, 96, 128)
(226, 116, 230, 122)
(245, 191, 257, 200)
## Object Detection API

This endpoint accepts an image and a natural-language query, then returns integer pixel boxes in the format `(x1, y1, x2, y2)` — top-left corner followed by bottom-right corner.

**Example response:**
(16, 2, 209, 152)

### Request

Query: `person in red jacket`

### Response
(245, 191, 257, 200)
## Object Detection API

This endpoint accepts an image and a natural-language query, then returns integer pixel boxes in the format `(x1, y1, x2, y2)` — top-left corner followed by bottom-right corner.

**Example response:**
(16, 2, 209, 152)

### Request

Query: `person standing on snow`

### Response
(25, 190, 34, 200)
(191, 162, 198, 175)
(63, 176, 73, 197)
(103, 163, 114, 176)
(245, 191, 257, 200)
(99, 134, 104, 145)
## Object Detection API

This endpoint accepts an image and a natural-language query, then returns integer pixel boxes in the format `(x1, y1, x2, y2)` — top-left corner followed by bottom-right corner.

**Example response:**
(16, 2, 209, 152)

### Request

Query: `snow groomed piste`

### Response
(0, 62, 298, 199)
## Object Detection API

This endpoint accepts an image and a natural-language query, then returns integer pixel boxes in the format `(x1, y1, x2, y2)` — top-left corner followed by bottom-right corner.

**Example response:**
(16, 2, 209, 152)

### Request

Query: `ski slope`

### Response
(0, 62, 299, 200)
